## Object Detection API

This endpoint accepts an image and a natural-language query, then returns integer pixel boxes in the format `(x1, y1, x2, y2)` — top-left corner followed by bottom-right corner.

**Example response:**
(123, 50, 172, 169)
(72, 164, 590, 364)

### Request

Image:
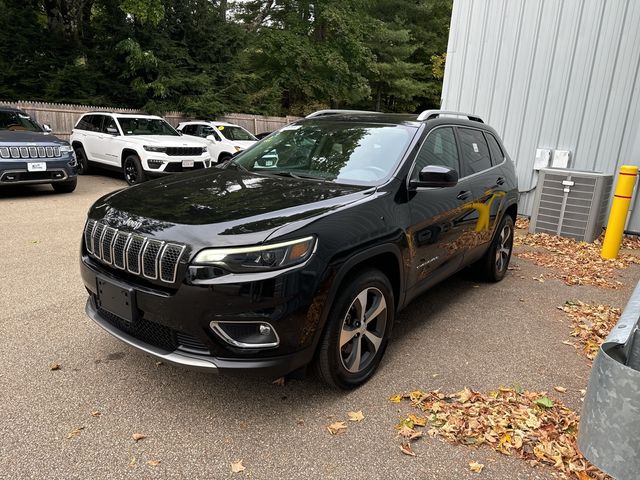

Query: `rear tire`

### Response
(74, 146, 89, 175)
(123, 154, 146, 186)
(52, 177, 77, 193)
(315, 269, 394, 389)
(475, 215, 514, 282)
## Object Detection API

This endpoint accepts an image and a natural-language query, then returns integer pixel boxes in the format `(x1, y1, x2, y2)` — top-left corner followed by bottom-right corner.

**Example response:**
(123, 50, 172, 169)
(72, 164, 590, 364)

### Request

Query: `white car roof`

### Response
(178, 120, 242, 128)
(85, 112, 165, 120)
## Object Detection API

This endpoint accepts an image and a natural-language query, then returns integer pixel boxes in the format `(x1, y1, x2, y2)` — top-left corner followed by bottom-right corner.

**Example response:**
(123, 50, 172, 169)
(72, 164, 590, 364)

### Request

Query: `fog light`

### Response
(148, 159, 164, 169)
(210, 321, 279, 349)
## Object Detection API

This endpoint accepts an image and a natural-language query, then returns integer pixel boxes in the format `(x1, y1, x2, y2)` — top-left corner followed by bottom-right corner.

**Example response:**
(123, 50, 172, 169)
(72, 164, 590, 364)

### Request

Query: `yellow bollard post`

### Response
(601, 165, 638, 259)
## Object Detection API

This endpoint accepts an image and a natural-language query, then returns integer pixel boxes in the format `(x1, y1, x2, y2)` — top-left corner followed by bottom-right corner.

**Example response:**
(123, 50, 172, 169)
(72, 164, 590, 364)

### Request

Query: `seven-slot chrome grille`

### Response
(84, 219, 186, 284)
(0, 145, 62, 159)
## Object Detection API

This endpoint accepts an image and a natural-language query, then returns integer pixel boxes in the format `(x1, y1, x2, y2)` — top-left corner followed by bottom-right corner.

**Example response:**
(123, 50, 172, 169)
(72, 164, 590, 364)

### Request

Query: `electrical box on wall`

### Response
(552, 150, 571, 168)
(534, 148, 551, 170)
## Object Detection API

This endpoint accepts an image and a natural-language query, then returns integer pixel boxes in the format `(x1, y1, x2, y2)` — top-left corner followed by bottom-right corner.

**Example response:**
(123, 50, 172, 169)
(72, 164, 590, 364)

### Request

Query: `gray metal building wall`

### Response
(441, 0, 640, 231)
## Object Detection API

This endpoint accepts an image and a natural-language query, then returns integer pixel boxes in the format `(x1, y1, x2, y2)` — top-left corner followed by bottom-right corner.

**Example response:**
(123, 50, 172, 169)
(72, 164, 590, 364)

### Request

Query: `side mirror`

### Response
(106, 126, 119, 135)
(42, 124, 52, 133)
(206, 135, 217, 142)
(410, 165, 458, 189)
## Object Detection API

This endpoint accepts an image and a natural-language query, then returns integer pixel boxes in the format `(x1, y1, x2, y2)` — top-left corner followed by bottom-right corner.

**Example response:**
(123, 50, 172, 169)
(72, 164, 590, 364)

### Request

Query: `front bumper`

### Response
(80, 254, 320, 377)
(142, 155, 211, 175)
(0, 157, 77, 185)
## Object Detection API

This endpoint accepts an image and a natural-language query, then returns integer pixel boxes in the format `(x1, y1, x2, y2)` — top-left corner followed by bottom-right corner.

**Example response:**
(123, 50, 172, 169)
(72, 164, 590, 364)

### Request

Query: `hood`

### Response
(0, 130, 66, 145)
(91, 169, 372, 248)
(123, 135, 208, 147)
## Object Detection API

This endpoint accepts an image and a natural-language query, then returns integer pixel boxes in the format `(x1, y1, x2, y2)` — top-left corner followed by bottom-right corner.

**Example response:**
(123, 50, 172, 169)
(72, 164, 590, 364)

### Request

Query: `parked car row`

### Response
(0, 106, 259, 192)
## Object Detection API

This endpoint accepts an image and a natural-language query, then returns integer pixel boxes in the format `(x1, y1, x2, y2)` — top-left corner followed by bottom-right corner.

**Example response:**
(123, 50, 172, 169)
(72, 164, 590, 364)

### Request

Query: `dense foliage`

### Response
(0, 0, 451, 116)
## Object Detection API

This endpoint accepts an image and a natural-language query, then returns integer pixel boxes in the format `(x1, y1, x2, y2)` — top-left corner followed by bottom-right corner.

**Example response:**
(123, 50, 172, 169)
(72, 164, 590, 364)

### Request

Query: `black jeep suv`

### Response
(0, 106, 78, 192)
(80, 110, 518, 388)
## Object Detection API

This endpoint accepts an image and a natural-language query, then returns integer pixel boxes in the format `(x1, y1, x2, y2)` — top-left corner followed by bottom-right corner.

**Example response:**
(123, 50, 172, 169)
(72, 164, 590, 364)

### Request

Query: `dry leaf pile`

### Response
(560, 301, 621, 360)
(514, 233, 640, 288)
(393, 387, 609, 479)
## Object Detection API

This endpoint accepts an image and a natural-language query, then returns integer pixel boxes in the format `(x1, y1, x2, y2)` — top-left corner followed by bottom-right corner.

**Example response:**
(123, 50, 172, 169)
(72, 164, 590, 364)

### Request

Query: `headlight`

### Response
(59, 145, 74, 153)
(234, 146, 242, 152)
(143, 145, 166, 152)
(193, 236, 316, 273)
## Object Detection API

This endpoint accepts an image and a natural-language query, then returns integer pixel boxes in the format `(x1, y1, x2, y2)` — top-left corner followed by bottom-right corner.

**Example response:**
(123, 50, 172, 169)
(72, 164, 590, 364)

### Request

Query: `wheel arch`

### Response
(217, 151, 234, 163)
(121, 148, 140, 166)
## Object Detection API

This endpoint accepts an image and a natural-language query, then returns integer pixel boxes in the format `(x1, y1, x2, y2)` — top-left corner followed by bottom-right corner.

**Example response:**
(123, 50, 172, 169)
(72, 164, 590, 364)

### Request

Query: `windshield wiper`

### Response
(226, 160, 249, 172)
(267, 170, 328, 181)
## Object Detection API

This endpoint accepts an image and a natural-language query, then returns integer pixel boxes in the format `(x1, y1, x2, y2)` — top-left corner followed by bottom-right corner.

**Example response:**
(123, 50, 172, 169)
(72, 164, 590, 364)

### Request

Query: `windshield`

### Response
(231, 122, 414, 185)
(218, 125, 256, 141)
(0, 111, 43, 132)
(117, 117, 179, 136)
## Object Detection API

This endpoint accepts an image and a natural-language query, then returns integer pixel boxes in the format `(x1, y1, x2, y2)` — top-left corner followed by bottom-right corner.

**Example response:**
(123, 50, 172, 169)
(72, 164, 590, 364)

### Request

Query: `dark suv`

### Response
(80, 110, 518, 388)
(0, 106, 77, 192)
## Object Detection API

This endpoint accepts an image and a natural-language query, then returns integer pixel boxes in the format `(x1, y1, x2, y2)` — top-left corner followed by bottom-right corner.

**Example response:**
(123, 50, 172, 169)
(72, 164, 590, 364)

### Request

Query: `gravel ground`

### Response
(1, 173, 638, 480)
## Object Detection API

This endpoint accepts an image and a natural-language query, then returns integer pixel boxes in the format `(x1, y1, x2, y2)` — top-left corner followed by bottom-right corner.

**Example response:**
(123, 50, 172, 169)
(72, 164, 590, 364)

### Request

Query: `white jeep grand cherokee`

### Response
(71, 112, 211, 185)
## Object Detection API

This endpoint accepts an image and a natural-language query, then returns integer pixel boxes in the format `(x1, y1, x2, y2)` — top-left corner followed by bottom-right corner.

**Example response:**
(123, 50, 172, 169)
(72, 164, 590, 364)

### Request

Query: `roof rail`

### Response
(305, 109, 381, 119)
(417, 110, 484, 123)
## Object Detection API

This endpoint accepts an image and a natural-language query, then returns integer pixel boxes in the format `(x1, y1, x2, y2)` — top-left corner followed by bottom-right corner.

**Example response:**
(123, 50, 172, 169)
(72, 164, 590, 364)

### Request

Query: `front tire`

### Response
(218, 153, 232, 164)
(52, 177, 77, 193)
(315, 269, 394, 389)
(74, 146, 89, 175)
(123, 154, 146, 186)
(475, 215, 514, 282)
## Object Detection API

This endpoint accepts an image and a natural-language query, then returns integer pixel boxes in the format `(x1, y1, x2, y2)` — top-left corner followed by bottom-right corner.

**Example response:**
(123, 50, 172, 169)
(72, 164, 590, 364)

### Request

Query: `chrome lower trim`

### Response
(210, 320, 280, 349)
(86, 299, 218, 372)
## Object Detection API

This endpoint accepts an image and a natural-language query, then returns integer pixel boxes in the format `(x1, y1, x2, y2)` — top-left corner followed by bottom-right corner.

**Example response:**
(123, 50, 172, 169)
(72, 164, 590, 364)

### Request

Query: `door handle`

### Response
(496, 176, 505, 185)
(457, 190, 471, 200)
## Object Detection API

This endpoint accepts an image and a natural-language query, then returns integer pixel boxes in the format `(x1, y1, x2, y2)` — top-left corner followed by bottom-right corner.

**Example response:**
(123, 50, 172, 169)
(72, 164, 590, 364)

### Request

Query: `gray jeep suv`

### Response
(0, 106, 78, 193)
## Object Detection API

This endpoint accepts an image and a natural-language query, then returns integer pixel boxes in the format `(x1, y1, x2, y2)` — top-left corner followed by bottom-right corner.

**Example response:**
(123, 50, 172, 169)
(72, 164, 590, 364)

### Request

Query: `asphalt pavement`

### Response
(1, 172, 638, 479)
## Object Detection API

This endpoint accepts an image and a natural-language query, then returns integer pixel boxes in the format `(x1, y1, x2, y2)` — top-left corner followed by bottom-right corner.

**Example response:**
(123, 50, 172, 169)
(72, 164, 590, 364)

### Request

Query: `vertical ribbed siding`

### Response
(442, 0, 640, 232)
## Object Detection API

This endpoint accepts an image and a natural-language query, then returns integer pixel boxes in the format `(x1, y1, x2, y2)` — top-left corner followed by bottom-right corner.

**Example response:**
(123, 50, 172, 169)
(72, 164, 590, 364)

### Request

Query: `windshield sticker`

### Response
(472, 142, 479, 153)
(217, 126, 225, 131)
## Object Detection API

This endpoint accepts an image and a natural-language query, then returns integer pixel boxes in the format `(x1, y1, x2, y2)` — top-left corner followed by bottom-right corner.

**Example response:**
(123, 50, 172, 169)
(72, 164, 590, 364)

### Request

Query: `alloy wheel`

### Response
(339, 287, 387, 373)
(124, 159, 138, 184)
(495, 223, 512, 273)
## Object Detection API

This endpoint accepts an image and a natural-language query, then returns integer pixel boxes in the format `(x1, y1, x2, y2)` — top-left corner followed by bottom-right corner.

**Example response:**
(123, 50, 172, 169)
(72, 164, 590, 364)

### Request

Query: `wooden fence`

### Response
(0, 101, 300, 140)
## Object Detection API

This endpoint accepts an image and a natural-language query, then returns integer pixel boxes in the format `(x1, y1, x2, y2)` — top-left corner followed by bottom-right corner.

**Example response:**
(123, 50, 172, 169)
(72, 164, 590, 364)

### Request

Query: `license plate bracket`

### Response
(182, 159, 195, 168)
(27, 162, 46, 172)
(96, 276, 137, 323)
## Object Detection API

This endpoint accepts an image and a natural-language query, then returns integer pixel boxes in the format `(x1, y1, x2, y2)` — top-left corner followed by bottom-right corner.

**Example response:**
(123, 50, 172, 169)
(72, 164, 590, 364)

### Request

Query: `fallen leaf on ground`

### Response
(348, 411, 364, 422)
(469, 461, 485, 473)
(408, 414, 426, 427)
(49, 362, 61, 371)
(554, 386, 567, 393)
(561, 301, 621, 360)
(131, 433, 146, 442)
(230, 460, 246, 473)
(534, 396, 554, 408)
(389, 394, 402, 403)
(90, 411, 101, 417)
(272, 377, 285, 386)
(399, 443, 416, 456)
(327, 421, 347, 435)
(146, 460, 161, 466)
(67, 426, 84, 439)
(515, 217, 530, 229)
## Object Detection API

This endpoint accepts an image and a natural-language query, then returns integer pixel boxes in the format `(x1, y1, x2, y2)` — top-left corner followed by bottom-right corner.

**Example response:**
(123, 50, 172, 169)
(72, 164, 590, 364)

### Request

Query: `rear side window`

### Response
(457, 127, 491, 175)
(485, 132, 505, 165)
(76, 115, 95, 131)
(412, 127, 459, 179)
(181, 124, 196, 136)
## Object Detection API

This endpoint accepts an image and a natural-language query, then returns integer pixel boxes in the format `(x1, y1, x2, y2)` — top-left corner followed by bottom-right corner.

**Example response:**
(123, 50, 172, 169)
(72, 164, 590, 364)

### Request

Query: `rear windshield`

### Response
(117, 117, 179, 136)
(0, 111, 42, 132)
(232, 121, 415, 186)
